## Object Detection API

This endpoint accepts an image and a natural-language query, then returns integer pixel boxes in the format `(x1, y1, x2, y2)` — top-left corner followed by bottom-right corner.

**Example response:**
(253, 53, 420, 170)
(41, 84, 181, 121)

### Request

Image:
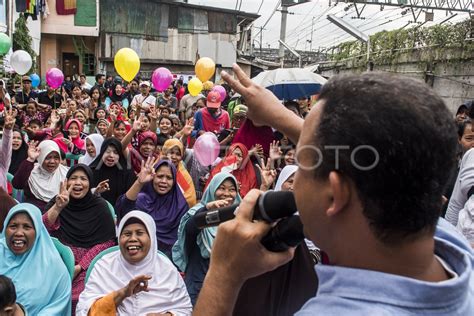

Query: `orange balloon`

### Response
(195, 57, 216, 82)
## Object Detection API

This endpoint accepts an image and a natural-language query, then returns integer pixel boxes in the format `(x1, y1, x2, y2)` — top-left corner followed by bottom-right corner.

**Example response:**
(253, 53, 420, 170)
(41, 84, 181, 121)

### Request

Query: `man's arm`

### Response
(194, 190, 294, 316)
(221, 64, 304, 144)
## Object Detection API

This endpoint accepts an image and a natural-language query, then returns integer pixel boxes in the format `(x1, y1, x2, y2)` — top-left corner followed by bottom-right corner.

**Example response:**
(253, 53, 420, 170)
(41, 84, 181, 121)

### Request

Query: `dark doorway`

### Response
(62, 53, 80, 77)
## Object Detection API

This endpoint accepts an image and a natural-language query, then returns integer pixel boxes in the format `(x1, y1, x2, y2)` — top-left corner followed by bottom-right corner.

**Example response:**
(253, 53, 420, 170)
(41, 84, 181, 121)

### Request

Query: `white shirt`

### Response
(446, 148, 474, 226)
(81, 82, 92, 90)
(131, 93, 156, 110)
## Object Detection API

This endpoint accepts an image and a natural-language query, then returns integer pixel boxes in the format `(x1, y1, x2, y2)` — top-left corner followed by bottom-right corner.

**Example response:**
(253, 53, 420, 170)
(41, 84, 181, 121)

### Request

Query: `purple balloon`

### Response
(194, 132, 220, 167)
(212, 85, 227, 103)
(46, 68, 64, 89)
(152, 67, 173, 92)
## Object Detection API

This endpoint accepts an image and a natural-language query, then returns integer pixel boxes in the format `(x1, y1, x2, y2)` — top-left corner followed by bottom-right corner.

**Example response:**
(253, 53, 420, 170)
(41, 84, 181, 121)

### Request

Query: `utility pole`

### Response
(310, 17, 314, 52)
(278, 4, 288, 62)
(260, 26, 264, 58)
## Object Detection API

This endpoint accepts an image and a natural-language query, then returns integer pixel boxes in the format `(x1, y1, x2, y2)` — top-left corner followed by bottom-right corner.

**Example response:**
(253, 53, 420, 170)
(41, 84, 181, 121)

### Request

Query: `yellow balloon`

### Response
(188, 78, 203, 96)
(114, 48, 140, 82)
(195, 57, 215, 82)
(203, 80, 214, 91)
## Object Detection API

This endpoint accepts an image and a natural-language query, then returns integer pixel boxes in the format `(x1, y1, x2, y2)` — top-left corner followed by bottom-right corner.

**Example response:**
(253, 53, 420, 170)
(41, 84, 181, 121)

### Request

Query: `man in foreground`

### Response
(194, 65, 474, 315)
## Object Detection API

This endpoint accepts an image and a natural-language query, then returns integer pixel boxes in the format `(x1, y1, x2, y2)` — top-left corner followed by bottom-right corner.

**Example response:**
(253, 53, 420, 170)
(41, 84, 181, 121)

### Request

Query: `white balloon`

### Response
(10, 50, 32, 75)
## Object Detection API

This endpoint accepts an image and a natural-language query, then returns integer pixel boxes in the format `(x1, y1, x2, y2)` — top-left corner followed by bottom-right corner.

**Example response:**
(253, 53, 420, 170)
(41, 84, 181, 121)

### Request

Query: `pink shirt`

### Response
(0, 128, 12, 191)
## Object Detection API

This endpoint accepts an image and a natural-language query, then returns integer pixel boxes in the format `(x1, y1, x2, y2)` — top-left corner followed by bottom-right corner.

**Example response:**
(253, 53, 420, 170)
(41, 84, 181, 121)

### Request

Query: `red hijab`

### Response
(130, 131, 158, 174)
(206, 143, 258, 197)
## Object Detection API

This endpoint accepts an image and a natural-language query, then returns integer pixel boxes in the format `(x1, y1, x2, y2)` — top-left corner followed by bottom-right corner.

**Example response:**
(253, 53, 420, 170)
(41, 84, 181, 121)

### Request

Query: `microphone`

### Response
(194, 190, 305, 252)
(194, 190, 297, 229)
(260, 215, 305, 252)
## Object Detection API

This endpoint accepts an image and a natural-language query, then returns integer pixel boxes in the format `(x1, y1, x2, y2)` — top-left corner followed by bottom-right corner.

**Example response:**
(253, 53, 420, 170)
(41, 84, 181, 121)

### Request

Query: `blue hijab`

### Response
(0, 203, 72, 315)
(173, 172, 242, 271)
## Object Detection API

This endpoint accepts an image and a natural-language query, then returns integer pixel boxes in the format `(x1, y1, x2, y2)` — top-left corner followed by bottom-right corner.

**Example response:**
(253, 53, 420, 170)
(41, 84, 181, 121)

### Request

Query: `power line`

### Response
(254, 0, 282, 38)
(257, 0, 265, 14)
(273, 5, 347, 47)
(316, 9, 404, 47)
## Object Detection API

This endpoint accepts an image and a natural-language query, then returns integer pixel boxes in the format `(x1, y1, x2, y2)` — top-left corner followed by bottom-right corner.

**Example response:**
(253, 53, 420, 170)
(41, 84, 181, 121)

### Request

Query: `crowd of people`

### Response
(0, 70, 312, 315)
(0, 64, 473, 315)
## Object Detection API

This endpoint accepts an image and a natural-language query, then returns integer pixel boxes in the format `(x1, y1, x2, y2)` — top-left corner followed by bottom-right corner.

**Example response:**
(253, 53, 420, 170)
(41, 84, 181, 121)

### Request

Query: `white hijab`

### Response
(76, 211, 192, 316)
(78, 134, 104, 165)
(28, 140, 69, 202)
(275, 165, 298, 191)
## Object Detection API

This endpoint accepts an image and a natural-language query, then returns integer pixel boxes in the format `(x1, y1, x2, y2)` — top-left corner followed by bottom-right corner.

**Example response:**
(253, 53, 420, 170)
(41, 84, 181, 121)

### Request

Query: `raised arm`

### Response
(121, 119, 141, 152)
(0, 110, 14, 177)
(221, 64, 304, 144)
(125, 156, 156, 201)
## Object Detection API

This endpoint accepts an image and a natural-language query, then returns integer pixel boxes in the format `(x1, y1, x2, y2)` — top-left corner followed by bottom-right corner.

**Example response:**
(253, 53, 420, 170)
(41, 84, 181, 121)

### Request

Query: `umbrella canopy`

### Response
(251, 68, 327, 101)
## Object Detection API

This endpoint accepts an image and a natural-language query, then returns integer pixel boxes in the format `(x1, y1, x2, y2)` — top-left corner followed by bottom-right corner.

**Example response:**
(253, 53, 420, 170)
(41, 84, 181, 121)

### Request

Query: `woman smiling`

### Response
(76, 211, 191, 316)
(116, 159, 188, 259)
(172, 172, 242, 304)
(43, 164, 116, 312)
(0, 203, 71, 315)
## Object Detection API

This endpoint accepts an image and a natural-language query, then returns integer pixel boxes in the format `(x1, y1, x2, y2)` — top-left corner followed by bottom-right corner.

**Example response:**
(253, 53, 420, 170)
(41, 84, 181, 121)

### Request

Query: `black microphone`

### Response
(194, 190, 297, 229)
(260, 215, 305, 252)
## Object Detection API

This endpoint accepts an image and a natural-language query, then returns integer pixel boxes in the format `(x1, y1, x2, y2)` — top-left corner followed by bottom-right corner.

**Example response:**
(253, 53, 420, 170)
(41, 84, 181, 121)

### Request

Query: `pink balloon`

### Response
(152, 67, 173, 92)
(46, 68, 64, 89)
(194, 132, 220, 167)
(212, 85, 227, 102)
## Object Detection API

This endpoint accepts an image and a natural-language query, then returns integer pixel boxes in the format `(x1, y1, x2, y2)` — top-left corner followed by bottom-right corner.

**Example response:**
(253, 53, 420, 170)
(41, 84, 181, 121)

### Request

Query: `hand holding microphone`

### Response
(208, 190, 297, 283)
(195, 190, 305, 252)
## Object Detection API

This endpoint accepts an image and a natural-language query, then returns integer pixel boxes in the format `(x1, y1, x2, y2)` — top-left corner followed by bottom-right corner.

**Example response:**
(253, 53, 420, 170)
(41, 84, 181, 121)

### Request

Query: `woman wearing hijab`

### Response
(116, 159, 188, 259)
(78, 134, 104, 166)
(8, 128, 28, 175)
(274, 164, 298, 191)
(233, 166, 318, 316)
(12, 140, 69, 212)
(122, 124, 159, 174)
(162, 139, 197, 207)
(89, 138, 136, 205)
(54, 119, 86, 155)
(105, 83, 129, 110)
(173, 172, 242, 304)
(206, 142, 261, 197)
(95, 118, 109, 137)
(43, 164, 116, 312)
(76, 211, 192, 316)
(0, 203, 72, 315)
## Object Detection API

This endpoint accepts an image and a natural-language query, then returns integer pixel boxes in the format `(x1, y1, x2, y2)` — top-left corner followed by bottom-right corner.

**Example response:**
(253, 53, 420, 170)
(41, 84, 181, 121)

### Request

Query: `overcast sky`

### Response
(188, 0, 470, 51)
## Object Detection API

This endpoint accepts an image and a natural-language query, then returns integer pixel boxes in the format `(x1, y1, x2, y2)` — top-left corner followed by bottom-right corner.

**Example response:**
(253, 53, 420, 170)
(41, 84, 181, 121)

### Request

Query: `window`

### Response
(83, 53, 95, 76)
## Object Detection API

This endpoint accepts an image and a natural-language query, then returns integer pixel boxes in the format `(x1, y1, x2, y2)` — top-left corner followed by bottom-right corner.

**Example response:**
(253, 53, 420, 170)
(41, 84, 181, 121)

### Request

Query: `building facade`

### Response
(36, 0, 257, 81)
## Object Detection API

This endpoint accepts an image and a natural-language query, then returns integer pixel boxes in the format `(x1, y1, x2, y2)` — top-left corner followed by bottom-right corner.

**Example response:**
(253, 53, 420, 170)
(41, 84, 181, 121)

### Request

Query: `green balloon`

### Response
(0, 33, 11, 56)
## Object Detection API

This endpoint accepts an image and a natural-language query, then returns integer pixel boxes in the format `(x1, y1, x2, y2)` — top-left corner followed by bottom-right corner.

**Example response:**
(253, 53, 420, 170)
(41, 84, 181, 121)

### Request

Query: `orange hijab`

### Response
(162, 139, 197, 207)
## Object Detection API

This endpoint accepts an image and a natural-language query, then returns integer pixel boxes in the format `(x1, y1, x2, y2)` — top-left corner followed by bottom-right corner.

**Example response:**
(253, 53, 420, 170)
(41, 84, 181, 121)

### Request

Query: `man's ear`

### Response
(326, 171, 351, 217)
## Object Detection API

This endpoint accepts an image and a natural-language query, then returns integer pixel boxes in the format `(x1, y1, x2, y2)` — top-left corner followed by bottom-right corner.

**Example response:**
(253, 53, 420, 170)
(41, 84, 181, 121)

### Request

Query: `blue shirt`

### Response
(296, 219, 474, 315)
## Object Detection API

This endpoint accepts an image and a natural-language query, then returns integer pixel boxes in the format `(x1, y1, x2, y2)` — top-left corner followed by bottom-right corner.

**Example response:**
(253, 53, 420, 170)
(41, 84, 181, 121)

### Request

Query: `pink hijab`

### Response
(55, 119, 85, 153)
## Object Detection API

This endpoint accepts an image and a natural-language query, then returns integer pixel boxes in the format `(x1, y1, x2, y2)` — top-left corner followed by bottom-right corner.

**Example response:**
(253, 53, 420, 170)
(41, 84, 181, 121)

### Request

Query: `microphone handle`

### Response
(260, 216, 305, 252)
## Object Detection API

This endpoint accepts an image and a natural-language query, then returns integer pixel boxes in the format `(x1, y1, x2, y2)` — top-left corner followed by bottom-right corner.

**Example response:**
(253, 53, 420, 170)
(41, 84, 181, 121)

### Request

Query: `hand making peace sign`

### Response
(55, 180, 73, 210)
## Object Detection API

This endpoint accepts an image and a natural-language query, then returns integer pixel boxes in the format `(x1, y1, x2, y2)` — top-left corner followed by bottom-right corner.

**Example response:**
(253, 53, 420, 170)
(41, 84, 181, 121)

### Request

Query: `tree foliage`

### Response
(329, 19, 474, 67)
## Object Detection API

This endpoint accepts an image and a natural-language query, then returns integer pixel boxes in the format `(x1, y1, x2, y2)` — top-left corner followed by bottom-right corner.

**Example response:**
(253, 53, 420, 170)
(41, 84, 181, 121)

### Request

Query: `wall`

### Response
(318, 50, 474, 114)
(102, 29, 237, 68)
(41, 0, 99, 36)
(40, 34, 98, 77)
